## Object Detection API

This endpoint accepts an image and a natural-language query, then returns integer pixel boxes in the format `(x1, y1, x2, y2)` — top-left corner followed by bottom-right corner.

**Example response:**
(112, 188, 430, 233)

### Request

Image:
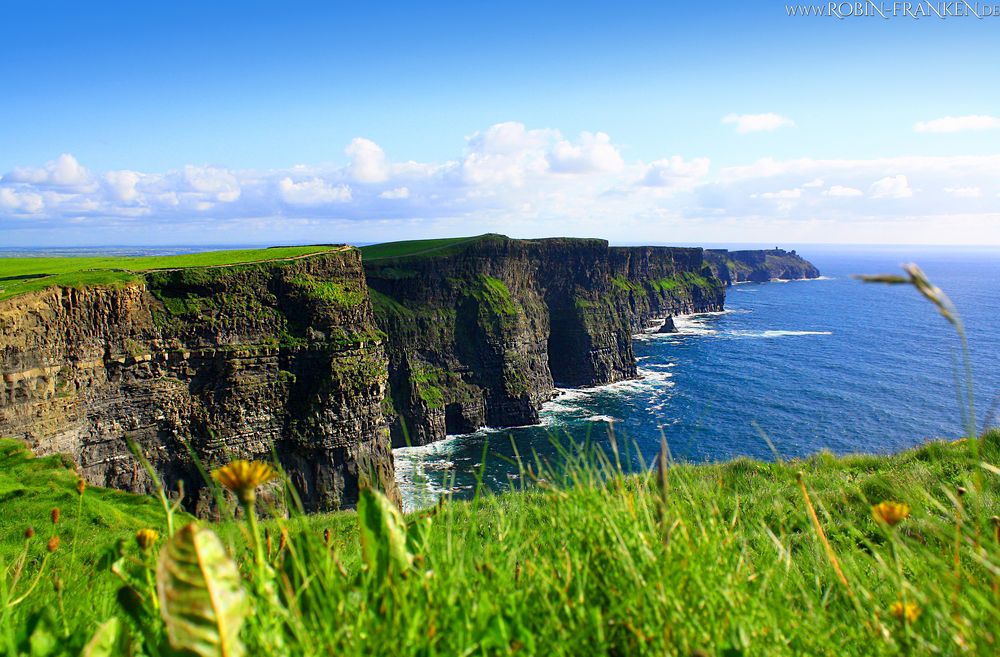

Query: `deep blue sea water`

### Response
(395, 247, 1000, 510)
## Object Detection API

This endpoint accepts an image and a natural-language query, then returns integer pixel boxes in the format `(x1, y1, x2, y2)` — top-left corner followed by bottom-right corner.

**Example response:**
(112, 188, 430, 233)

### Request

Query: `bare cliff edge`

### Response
(0, 237, 818, 509)
(0, 249, 399, 513)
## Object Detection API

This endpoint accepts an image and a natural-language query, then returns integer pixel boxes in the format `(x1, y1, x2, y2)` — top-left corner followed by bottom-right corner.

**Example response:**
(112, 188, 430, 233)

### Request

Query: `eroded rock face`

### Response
(0, 250, 399, 513)
(365, 236, 728, 446)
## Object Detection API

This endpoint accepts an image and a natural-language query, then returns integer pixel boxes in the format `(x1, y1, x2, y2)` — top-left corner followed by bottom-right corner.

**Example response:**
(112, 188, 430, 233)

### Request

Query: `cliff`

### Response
(0, 248, 399, 513)
(362, 235, 727, 446)
(0, 238, 820, 504)
(706, 248, 820, 284)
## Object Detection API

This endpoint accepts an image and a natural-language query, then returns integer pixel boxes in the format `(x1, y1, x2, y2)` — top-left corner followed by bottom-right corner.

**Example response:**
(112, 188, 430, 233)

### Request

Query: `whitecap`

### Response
(727, 329, 832, 338)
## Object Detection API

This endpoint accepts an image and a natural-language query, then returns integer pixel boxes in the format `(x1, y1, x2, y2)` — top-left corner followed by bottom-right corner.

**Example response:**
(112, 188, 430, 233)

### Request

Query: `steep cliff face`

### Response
(363, 236, 728, 446)
(0, 249, 398, 513)
(706, 249, 820, 284)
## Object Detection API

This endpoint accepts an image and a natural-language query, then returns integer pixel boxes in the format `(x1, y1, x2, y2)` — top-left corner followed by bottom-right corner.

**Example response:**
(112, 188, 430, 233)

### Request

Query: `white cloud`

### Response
(0, 187, 44, 213)
(548, 131, 624, 173)
(104, 170, 143, 202)
(278, 177, 352, 205)
(4, 128, 1000, 245)
(6, 153, 91, 188)
(943, 186, 982, 198)
(823, 185, 863, 197)
(345, 138, 390, 183)
(756, 188, 801, 200)
(639, 156, 711, 190)
(870, 175, 913, 199)
(183, 166, 241, 202)
(914, 115, 1000, 133)
(722, 113, 795, 134)
(379, 186, 410, 199)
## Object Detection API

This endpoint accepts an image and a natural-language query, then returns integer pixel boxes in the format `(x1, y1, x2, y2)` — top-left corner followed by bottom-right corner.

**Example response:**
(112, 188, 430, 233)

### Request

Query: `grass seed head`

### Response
(76, 478, 86, 496)
(47, 536, 60, 553)
(50, 508, 60, 525)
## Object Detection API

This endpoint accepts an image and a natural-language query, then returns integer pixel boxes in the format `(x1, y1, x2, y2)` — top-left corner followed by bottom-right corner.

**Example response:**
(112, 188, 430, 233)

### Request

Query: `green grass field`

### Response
(358, 234, 505, 261)
(0, 246, 340, 301)
(1, 432, 998, 656)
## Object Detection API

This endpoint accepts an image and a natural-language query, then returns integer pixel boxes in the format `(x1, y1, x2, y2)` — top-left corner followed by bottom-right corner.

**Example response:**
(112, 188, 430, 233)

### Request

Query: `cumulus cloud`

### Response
(639, 156, 711, 190)
(6, 153, 92, 189)
(278, 177, 352, 205)
(345, 138, 390, 183)
(722, 113, 795, 134)
(379, 186, 410, 199)
(104, 170, 143, 202)
(824, 185, 863, 197)
(3, 124, 1000, 245)
(548, 131, 624, 173)
(756, 188, 801, 200)
(914, 115, 1000, 133)
(944, 186, 982, 198)
(183, 166, 241, 202)
(870, 175, 913, 199)
(0, 187, 44, 213)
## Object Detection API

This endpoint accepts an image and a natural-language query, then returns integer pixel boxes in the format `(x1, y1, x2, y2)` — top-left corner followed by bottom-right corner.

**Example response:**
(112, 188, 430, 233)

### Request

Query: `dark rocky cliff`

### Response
(706, 248, 820, 284)
(0, 249, 399, 513)
(363, 236, 727, 446)
(1, 237, 820, 504)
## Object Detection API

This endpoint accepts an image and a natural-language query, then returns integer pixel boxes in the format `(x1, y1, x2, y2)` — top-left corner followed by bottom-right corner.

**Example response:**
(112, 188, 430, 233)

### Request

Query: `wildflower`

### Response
(76, 479, 86, 496)
(135, 528, 159, 551)
(211, 460, 277, 505)
(47, 536, 60, 553)
(24, 526, 35, 539)
(872, 501, 910, 527)
(889, 600, 920, 624)
(51, 508, 61, 525)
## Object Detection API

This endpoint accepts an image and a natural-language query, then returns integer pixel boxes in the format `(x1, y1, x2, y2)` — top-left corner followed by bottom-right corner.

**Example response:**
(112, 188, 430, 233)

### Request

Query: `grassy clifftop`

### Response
(1, 432, 997, 655)
(0, 245, 344, 301)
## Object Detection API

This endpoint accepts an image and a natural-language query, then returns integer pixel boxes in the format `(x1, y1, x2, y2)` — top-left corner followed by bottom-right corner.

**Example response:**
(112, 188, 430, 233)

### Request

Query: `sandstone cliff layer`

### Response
(0, 249, 399, 513)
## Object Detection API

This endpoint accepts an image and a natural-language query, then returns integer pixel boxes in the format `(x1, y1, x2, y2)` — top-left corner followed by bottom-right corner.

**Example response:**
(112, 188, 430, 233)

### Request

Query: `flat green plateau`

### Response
(358, 234, 504, 261)
(0, 245, 342, 301)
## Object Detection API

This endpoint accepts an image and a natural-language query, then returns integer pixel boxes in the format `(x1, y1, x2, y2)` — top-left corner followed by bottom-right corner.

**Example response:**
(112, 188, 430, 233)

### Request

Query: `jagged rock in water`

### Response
(657, 317, 678, 334)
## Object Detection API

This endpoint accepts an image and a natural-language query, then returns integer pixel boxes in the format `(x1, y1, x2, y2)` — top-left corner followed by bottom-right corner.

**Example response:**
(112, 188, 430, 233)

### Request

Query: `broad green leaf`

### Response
(156, 523, 249, 657)
(358, 487, 412, 580)
(80, 617, 124, 657)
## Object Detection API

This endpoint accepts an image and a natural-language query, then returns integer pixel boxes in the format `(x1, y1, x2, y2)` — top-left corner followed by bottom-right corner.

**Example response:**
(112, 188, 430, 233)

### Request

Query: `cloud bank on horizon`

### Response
(3, 116, 1000, 247)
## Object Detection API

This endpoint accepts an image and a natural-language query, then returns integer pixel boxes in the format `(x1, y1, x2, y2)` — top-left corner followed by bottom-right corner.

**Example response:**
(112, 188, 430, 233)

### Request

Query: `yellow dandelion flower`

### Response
(889, 600, 920, 624)
(135, 528, 159, 551)
(872, 501, 910, 527)
(211, 460, 278, 504)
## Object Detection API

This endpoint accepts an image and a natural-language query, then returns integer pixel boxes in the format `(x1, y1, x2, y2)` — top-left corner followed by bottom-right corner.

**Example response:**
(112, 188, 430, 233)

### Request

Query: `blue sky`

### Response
(2, 0, 999, 246)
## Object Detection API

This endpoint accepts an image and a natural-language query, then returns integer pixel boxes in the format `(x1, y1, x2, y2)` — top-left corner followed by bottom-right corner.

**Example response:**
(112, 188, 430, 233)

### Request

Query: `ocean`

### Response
(394, 246, 1000, 511)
